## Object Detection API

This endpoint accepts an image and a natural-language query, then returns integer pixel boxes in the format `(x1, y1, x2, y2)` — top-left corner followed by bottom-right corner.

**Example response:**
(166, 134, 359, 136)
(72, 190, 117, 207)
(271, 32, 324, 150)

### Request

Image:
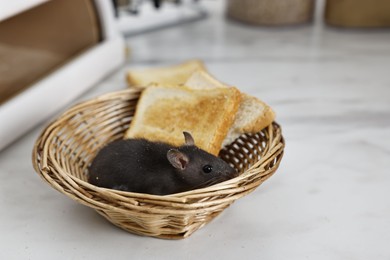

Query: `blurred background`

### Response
(1, 0, 390, 150)
(1, 1, 390, 259)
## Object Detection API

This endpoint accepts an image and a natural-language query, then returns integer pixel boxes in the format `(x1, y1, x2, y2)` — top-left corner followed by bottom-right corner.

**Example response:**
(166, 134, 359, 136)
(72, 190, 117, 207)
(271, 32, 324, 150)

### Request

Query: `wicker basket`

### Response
(226, 0, 314, 26)
(32, 88, 285, 239)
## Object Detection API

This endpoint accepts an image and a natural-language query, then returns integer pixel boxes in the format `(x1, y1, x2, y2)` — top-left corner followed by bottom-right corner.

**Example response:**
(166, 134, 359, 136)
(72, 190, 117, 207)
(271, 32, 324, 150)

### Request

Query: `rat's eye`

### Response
(203, 165, 213, 173)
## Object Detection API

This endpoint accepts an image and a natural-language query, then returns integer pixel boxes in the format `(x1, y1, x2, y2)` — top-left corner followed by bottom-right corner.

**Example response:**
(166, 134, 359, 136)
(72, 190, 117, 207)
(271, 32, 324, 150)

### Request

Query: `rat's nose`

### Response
(226, 168, 238, 178)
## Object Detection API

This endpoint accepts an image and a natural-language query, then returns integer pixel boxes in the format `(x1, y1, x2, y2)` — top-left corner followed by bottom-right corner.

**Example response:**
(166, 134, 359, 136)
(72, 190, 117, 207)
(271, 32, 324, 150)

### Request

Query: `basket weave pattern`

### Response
(32, 88, 284, 239)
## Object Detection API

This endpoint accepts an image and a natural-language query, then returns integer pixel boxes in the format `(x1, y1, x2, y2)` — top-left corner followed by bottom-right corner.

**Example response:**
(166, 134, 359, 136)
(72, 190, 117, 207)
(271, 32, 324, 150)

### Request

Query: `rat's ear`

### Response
(183, 131, 195, 146)
(167, 149, 189, 170)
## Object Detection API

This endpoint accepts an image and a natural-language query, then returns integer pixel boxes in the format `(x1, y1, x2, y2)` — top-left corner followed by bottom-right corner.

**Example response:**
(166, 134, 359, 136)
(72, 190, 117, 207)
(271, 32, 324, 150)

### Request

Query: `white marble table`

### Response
(1, 2, 390, 259)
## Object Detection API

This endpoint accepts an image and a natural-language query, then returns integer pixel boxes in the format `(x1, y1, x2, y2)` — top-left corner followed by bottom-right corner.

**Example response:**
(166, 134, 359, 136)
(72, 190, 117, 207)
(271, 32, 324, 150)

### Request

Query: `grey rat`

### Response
(88, 132, 238, 195)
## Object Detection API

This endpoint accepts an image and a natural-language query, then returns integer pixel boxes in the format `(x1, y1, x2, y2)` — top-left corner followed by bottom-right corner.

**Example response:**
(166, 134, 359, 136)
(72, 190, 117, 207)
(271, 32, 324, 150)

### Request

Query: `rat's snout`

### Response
(225, 167, 238, 179)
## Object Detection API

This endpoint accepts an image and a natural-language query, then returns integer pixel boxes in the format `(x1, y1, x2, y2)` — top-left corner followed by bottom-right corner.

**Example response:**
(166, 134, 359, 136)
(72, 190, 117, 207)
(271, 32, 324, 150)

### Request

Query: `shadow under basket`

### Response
(32, 88, 285, 239)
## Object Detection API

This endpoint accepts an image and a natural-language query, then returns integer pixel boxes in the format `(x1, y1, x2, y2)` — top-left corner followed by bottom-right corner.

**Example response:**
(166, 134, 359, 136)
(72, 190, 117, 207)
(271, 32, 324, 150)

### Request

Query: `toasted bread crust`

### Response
(239, 94, 275, 133)
(185, 71, 275, 146)
(208, 87, 241, 154)
(184, 70, 228, 89)
(126, 60, 206, 87)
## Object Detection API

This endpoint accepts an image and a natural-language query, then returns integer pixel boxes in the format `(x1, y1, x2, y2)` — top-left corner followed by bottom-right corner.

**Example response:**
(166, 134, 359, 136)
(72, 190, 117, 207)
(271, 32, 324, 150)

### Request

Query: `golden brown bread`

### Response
(184, 71, 275, 146)
(222, 93, 275, 146)
(124, 85, 241, 155)
(126, 60, 206, 87)
(184, 70, 227, 89)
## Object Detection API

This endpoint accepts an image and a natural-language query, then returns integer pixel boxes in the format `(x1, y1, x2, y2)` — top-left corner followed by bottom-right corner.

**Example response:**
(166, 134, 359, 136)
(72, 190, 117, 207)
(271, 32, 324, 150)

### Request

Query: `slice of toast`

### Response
(126, 60, 206, 87)
(184, 70, 228, 89)
(222, 94, 275, 146)
(124, 85, 241, 155)
(185, 71, 275, 146)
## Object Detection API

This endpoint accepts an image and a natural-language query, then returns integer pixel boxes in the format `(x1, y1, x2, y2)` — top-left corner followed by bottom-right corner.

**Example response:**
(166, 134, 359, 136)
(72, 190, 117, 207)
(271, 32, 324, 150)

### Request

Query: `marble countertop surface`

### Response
(1, 2, 390, 259)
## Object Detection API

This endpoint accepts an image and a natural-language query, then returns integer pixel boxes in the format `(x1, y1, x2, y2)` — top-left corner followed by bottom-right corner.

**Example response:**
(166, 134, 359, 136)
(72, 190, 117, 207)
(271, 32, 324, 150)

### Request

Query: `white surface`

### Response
(1, 1, 390, 259)
(0, 0, 125, 151)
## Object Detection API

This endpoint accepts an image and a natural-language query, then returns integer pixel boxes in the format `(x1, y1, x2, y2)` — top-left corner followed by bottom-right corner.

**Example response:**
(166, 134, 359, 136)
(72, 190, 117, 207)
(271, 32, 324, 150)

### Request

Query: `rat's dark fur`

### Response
(88, 133, 237, 195)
